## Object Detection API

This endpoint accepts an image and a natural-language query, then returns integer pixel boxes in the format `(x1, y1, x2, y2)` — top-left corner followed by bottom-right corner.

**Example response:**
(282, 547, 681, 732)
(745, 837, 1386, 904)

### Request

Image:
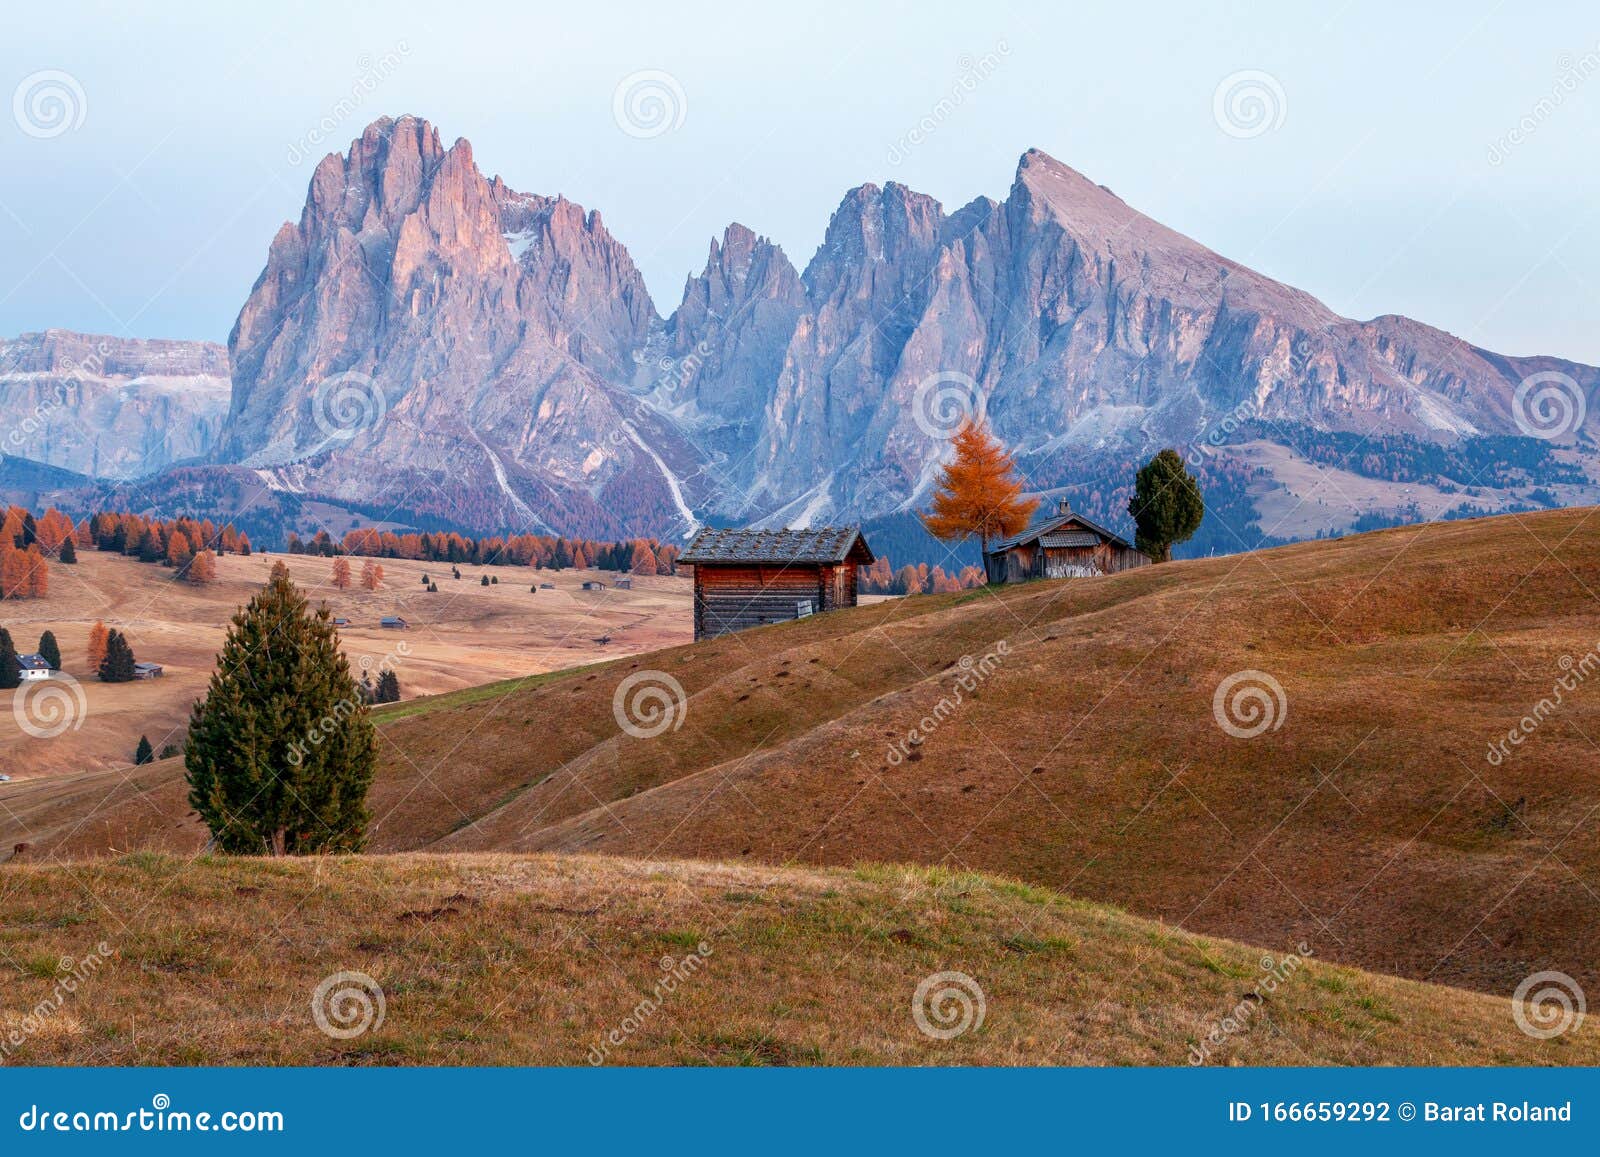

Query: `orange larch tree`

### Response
(920, 419, 1039, 552)
(330, 557, 353, 590)
(87, 621, 109, 670)
(359, 559, 383, 590)
(185, 549, 218, 584)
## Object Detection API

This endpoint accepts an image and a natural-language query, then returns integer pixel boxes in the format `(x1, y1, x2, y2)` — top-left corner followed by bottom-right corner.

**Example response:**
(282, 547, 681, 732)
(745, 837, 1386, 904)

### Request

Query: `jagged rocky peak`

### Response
(677, 223, 802, 317)
(179, 119, 1600, 542)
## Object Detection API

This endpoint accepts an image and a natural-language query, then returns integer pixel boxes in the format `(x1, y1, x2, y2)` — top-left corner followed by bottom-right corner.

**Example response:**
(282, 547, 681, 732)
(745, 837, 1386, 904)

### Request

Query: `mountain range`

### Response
(4, 114, 1597, 555)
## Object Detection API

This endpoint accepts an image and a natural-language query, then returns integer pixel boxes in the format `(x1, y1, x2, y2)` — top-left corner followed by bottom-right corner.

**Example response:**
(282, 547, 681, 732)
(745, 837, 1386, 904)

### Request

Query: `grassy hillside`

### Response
(0, 548, 688, 775)
(7, 507, 1600, 1005)
(0, 853, 1591, 1066)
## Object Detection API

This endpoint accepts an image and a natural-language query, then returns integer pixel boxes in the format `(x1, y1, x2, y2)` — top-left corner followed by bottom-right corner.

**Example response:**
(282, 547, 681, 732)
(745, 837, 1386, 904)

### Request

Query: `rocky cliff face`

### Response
(218, 116, 695, 537)
(668, 149, 1600, 530)
(22, 116, 1598, 546)
(0, 330, 228, 478)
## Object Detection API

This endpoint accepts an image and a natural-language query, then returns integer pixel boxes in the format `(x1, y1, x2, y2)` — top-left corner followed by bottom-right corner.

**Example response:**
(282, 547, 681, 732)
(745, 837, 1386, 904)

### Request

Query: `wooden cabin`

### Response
(679, 527, 875, 641)
(983, 501, 1150, 584)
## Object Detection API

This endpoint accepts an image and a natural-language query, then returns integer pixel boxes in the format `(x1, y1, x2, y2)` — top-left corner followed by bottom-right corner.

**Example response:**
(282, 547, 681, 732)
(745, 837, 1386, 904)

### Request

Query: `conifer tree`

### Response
(184, 566, 376, 855)
(134, 735, 153, 765)
(99, 630, 136, 682)
(1128, 448, 1205, 563)
(0, 627, 18, 690)
(185, 549, 218, 584)
(330, 557, 352, 589)
(37, 629, 60, 671)
(86, 621, 109, 671)
(376, 669, 400, 704)
(921, 420, 1039, 551)
(138, 528, 163, 563)
(58, 536, 77, 564)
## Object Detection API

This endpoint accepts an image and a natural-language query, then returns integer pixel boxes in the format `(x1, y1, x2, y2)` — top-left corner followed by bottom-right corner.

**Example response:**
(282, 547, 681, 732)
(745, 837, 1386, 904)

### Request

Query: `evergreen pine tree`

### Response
(0, 627, 18, 690)
(1128, 448, 1205, 563)
(58, 537, 77, 564)
(184, 566, 376, 855)
(134, 735, 154, 765)
(99, 630, 136, 682)
(37, 629, 60, 671)
(376, 669, 400, 704)
(137, 528, 163, 563)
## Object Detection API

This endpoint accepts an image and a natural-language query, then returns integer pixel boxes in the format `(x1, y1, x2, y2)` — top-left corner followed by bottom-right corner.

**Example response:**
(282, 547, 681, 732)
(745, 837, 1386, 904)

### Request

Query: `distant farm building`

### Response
(680, 527, 875, 641)
(132, 662, 164, 680)
(581, 580, 606, 591)
(984, 502, 1150, 584)
(332, 617, 350, 627)
(16, 654, 51, 681)
(380, 616, 409, 630)
(614, 576, 633, 590)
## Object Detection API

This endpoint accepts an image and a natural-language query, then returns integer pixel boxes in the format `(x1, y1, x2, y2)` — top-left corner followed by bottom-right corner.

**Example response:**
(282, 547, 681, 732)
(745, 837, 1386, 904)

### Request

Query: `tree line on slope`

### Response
(287, 526, 680, 575)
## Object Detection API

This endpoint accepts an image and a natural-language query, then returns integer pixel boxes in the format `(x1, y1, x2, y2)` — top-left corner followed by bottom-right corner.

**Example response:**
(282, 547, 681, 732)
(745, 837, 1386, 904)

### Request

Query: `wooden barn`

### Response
(679, 527, 875, 641)
(983, 501, 1150, 584)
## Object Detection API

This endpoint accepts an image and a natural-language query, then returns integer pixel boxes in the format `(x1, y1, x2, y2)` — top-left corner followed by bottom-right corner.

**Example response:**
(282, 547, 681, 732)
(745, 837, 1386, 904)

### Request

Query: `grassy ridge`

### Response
(1, 853, 1590, 1066)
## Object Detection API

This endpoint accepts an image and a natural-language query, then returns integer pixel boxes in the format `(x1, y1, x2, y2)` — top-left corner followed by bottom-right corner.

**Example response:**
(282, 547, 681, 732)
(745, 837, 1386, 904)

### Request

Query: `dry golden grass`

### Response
(1, 852, 1591, 1066)
(0, 549, 689, 777)
(9, 508, 1600, 1013)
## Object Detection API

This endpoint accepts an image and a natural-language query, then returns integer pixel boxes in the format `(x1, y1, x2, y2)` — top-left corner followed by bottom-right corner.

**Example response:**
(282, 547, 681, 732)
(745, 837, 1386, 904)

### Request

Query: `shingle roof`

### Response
(680, 527, 875, 566)
(17, 653, 50, 670)
(989, 509, 1139, 554)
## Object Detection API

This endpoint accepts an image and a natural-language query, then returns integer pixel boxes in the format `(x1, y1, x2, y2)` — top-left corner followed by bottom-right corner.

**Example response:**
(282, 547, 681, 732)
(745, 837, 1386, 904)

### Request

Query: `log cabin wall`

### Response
(694, 563, 844, 639)
(984, 537, 1150, 584)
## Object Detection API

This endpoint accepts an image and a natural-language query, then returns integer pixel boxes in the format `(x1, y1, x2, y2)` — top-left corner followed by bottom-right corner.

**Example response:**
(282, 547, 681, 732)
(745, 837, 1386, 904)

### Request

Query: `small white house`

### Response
(16, 654, 51, 681)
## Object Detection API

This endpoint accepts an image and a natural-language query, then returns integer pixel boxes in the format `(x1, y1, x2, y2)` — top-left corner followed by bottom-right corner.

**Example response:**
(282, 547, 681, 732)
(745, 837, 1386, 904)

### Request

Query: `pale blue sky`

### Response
(3, 1, 1599, 361)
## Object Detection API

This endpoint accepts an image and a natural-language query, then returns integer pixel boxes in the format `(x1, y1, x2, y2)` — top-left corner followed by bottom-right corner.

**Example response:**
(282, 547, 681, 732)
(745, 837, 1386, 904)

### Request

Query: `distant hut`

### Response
(983, 500, 1150, 584)
(679, 527, 875, 641)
